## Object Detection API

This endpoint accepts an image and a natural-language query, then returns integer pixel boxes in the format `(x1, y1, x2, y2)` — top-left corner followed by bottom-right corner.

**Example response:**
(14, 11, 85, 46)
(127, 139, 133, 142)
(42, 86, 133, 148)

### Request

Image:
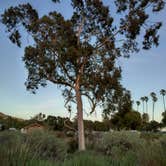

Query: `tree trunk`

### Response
(146, 102, 148, 114)
(75, 80, 85, 151)
(163, 96, 166, 112)
(152, 102, 154, 121)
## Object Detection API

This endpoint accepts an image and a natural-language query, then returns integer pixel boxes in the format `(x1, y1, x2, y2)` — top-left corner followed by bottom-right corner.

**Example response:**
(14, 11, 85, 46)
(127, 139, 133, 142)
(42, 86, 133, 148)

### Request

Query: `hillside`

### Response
(0, 112, 25, 122)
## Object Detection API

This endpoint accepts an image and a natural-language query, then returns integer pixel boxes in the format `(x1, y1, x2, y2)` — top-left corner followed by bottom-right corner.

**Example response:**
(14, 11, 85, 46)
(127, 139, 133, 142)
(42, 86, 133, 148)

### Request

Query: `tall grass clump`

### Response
(61, 151, 111, 166)
(26, 130, 68, 161)
(0, 130, 67, 166)
(0, 131, 33, 166)
(94, 130, 166, 166)
(96, 131, 142, 157)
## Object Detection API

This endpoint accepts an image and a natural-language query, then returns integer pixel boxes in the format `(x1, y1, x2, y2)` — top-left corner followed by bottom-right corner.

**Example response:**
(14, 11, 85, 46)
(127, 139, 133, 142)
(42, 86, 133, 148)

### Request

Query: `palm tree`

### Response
(136, 101, 140, 112)
(150, 92, 158, 121)
(160, 89, 166, 112)
(140, 97, 145, 113)
(144, 96, 149, 114)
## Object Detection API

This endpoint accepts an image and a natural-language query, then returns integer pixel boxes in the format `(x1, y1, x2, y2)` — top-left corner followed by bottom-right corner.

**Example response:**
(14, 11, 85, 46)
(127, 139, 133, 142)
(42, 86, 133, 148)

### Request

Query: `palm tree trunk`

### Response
(75, 78, 85, 151)
(152, 102, 154, 121)
(163, 96, 166, 112)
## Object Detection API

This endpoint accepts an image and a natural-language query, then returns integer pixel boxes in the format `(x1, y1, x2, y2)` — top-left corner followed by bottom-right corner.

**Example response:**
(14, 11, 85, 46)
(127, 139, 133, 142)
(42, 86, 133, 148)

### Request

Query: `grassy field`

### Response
(0, 130, 165, 166)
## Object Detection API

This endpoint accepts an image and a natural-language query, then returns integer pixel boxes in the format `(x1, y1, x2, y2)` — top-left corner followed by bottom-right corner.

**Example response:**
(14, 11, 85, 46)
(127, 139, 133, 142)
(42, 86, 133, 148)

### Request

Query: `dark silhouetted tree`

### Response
(136, 100, 140, 112)
(140, 97, 145, 114)
(31, 113, 46, 122)
(142, 113, 149, 123)
(161, 111, 166, 126)
(124, 111, 142, 130)
(160, 89, 166, 112)
(150, 92, 158, 121)
(144, 96, 149, 114)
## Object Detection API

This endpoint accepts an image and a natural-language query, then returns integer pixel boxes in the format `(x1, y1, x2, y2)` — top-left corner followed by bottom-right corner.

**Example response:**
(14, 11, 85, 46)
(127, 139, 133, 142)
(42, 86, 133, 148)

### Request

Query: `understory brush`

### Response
(0, 130, 166, 166)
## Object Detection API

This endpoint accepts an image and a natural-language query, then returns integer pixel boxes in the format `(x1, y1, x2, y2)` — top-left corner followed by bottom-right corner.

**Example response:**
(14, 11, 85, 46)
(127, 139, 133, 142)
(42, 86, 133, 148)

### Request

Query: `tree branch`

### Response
(48, 76, 74, 88)
(77, 16, 85, 45)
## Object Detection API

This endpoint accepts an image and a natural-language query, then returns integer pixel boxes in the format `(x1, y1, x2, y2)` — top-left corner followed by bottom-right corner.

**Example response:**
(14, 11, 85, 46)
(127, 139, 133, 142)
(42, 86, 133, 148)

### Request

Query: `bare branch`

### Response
(77, 16, 85, 45)
(95, 29, 121, 50)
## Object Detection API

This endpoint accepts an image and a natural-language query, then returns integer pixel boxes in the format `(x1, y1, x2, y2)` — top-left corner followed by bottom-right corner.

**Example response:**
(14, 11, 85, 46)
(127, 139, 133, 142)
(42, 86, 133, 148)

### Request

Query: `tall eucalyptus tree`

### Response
(1, 0, 164, 150)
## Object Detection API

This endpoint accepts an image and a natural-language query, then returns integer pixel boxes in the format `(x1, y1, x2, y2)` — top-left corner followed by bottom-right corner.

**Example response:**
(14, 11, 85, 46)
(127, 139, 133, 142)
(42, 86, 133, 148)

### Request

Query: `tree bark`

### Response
(75, 77, 85, 151)
(163, 96, 166, 112)
(152, 102, 154, 121)
(146, 102, 148, 114)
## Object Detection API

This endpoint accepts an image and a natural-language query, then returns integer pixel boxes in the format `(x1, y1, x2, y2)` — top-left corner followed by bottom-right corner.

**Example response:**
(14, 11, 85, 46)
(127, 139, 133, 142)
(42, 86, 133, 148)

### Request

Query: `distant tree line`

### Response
(135, 89, 166, 125)
(0, 89, 166, 132)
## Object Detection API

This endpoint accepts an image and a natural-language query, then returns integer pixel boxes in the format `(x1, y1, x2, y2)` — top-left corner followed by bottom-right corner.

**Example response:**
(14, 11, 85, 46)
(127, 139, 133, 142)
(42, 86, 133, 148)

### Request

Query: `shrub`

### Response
(95, 131, 143, 158)
(137, 139, 166, 166)
(26, 130, 68, 161)
(66, 137, 78, 153)
(159, 134, 166, 152)
(140, 132, 162, 141)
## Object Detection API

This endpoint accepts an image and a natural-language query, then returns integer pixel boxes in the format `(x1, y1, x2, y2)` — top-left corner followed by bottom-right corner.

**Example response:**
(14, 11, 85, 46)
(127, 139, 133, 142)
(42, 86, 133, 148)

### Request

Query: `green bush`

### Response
(137, 140, 166, 166)
(140, 132, 162, 141)
(95, 131, 143, 158)
(95, 131, 166, 165)
(66, 137, 78, 153)
(26, 130, 68, 161)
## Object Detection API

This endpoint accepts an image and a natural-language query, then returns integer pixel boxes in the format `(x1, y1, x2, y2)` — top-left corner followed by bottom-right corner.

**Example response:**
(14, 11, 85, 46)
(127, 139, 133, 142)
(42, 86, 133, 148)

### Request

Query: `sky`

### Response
(0, 0, 166, 122)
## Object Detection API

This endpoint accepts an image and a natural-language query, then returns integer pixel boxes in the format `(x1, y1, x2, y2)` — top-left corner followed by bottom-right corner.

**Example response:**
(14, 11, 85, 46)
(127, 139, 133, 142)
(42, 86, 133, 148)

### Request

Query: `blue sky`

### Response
(0, 0, 166, 122)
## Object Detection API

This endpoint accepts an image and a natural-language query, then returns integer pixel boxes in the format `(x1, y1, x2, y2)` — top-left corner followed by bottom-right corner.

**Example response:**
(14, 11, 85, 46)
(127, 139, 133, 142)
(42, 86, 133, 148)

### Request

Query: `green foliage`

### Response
(93, 121, 109, 131)
(111, 110, 142, 130)
(142, 113, 149, 123)
(0, 131, 33, 166)
(0, 131, 166, 166)
(92, 131, 166, 166)
(98, 131, 143, 157)
(142, 120, 161, 132)
(31, 113, 46, 121)
(140, 132, 162, 141)
(109, 89, 140, 130)
(137, 138, 166, 166)
(0, 130, 67, 166)
(26, 130, 68, 161)
(46, 116, 67, 131)
(61, 152, 111, 166)
(0, 116, 26, 129)
(161, 112, 166, 126)
(124, 111, 142, 130)
(83, 120, 94, 131)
